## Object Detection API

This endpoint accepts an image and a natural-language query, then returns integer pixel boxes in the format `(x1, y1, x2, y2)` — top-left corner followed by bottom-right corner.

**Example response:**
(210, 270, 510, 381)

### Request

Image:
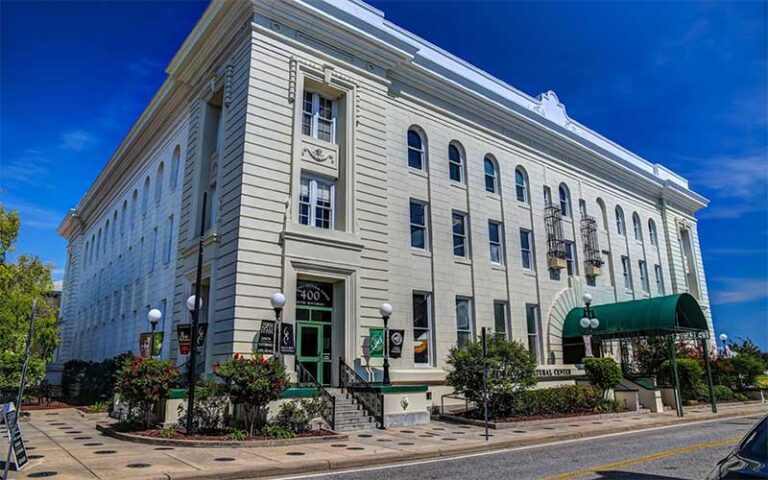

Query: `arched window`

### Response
(142, 177, 150, 215)
(484, 155, 498, 193)
(596, 198, 608, 231)
(131, 190, 138, 229)
(104, 220, 110, 255)
(407, 128, 425, 170)
(96, 228, 102, 259)
(155, 162, 164, 203)
(543, 186, 553, 206)
(648, 219, 658, 246)
(515, 167, 528, 203)
(448, 142, 464, 183)
(615, 206, 626, 236)
(84, 241, 89, 268)
(121, 201, 128, 236)
(112, 211, 117, 247)
(170, 145, 181, 189)
(632, 213, 642, 240)
(558, 184, 571, 217)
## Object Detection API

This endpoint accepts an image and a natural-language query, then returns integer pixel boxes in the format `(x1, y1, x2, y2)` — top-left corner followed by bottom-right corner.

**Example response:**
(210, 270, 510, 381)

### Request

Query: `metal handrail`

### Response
(338, 357, 385, 429)
(295, 362, 335, 431)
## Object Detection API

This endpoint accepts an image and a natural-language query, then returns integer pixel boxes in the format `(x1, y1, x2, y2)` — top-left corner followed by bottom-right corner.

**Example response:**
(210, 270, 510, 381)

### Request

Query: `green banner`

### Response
(369, 328, 384, 358)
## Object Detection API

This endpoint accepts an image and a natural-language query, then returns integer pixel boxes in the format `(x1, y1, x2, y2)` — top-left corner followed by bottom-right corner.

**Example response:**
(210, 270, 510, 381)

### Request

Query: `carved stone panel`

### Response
(300, 137, 339, 177)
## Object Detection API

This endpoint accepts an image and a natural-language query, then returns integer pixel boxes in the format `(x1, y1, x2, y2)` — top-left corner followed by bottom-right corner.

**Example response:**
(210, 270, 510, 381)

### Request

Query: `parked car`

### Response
(707, 415, 767, 479)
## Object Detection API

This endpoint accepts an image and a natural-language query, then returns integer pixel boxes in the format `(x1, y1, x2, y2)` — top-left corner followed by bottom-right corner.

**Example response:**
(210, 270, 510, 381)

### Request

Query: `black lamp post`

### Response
(147, 308, 162, 358)
(579, 293, 599, 356)
(270, 292, 286, 358)
(185, 192, 207, 436)
(379, 303, 393, 386)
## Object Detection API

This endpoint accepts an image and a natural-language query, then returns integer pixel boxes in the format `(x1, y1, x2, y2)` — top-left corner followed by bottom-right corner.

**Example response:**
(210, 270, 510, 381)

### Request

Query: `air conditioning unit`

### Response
(548, 256, 567, 270)
(585, 265, 602, 277)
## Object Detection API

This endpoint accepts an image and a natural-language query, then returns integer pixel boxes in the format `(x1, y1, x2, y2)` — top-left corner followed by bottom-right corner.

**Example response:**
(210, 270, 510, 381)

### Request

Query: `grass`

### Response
(756, 374, 768, 389)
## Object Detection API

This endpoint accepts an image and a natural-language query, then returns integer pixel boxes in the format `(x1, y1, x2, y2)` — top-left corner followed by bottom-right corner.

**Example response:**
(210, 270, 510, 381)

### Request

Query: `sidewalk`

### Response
(4, 402, 766, 480)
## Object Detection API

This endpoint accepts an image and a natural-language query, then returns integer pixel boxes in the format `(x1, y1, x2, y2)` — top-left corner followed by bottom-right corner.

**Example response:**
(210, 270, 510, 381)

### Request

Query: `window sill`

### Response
(522, 269, 537, 278)
(410, 249, 432, 258)
(450, 181, 467, 191)
(491, 264, 506, 272)
(517, 202, 531, 210)
(486, 192, 501, 201)
(408, 168, 428, 178)
(454, 257, 472, 266)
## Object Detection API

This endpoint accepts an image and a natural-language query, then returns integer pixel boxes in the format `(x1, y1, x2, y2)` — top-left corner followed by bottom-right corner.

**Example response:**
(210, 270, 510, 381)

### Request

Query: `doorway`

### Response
(295, 281, 334, 385)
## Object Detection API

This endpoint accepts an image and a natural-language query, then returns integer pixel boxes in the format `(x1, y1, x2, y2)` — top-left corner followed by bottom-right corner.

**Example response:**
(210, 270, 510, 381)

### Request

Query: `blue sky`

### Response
(1, 1, 766, 347)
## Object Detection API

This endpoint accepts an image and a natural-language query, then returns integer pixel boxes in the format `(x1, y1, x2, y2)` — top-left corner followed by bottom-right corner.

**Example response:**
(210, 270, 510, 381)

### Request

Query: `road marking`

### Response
(539, 435, 742, 480)
(268, 415, 760, 480)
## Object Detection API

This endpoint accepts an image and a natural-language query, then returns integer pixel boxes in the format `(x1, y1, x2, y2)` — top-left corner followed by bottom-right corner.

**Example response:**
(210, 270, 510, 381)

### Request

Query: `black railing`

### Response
(295, 362, 335, 430)
(338, 357, 384, 429)
(544, 205, 566, 261)
(580, 215, 604, 267)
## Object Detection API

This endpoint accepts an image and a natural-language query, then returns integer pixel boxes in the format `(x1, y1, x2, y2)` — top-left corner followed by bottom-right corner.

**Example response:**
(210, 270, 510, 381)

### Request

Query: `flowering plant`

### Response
(214, 353, 289, 436)
(115, 356, 179, 429)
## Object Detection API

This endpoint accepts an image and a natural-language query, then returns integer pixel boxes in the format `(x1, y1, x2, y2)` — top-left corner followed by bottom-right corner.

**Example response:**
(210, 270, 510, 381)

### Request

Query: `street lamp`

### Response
(379, 303, 393, 386)
(185, 293, 203, 435)
(147, 308, 162, 358)
(719, 333, 729, 358)
(579, 293, 599, 357)
(270, 292, 286, 358)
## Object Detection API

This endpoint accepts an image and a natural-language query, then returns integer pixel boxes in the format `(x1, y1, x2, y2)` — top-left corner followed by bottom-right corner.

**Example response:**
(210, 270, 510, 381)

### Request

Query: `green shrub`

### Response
(226, 428, 247, 441)
(734, 393, 749, 402)
(264, 424, 295, 439)
(158, 427, 176, 439)
(214, 353, 289, 437)
(89, 401, 110, 413)
(583, 358, 623, 399)
(446, 335, 537, 416)
(275, 397, 329, 433)
(713, 385, 735, 401)
(115, 356, 179, 429)
(730, 354, 767, 390)
(485, 384, 619, 419)
(176, 379, 229, 434)
(659, 358, 704, 401)
(62, 352, 133, 405)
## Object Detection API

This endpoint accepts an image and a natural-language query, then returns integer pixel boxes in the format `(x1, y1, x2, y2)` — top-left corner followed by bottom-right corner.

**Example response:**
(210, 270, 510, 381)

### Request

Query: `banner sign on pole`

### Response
(388, 329, 404, 359)
(139, 333, 152, 358)
(2, 402, 28, 471)
(369, 328, 384, 358)
(583, 334, 593, 357)
(196, 324, 208, 354)
(256, 320, 276, 353)
(177, 324, 192, 356)
(278, 323, 295, 355)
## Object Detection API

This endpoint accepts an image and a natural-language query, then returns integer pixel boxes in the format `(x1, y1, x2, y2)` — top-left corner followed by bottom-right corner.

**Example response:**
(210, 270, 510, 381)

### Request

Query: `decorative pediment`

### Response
(535, 90, 571, 129)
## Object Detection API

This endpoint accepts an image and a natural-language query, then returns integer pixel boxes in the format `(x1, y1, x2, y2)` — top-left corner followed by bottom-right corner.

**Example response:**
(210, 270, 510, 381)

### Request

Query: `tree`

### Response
(729, 338, 768, 369)
(0, 205, 60, 390)
(583, 357, 623, 399)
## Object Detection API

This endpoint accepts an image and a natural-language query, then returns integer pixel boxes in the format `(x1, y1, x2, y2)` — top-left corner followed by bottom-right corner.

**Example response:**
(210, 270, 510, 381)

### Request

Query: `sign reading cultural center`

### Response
(279, 323, 295, 355)
(296, 281, 333, 308)
(256, 320, 276, 353)
(2, 402, 29, 471)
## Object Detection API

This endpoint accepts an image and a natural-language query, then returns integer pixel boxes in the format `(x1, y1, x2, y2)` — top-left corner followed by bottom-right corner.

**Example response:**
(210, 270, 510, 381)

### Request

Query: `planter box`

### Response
(548, 256, 567, 270)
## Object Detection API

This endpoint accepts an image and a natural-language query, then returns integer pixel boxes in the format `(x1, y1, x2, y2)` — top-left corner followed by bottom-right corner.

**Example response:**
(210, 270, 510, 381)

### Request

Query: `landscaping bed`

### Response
(441, 408, 638, 429)
(96, 423, 345, 447)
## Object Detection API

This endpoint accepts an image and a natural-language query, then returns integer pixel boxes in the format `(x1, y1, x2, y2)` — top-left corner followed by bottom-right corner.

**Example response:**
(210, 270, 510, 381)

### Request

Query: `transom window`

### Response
(452, 212, 468, 257)
(484, 157, 498, 193)
(413, 292, 432, 366)
(455, 297, 473, 348)
(407, 129, 425, 170)
(488, 220, 504, 265)
(302, 91, 336, 143)
(410, 200, 428, 250)
(299, 175, 335, 229)
(448, 144, 463, 183)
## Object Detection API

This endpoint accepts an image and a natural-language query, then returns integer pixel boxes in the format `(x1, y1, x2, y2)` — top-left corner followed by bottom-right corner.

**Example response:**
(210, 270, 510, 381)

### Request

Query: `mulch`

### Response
(22, 402, 71, 411)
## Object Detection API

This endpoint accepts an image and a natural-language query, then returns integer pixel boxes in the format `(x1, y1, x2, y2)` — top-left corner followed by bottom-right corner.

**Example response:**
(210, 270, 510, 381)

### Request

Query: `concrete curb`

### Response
(96, 424, 348, 448)
(157, 406, 768, 480)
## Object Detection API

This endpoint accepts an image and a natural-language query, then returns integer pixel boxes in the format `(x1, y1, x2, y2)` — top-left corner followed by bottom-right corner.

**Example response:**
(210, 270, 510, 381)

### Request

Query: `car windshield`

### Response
(740, 418, 768, 462)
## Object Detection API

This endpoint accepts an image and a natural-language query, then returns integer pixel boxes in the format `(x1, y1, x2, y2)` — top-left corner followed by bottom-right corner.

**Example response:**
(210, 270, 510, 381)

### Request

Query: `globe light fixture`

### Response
(589, 318, 600, 329)
(580, 317, 591, 329)
(186, 295, 202, 312)
(719, 333, 728, 342)
(380, 303, 394, 385)
(147, 308, 162, 357)
(271, 292, 286, 359)
(582, 293, 593, 306)
(270, 292, 286, 310)
(379, 303, 394, 318)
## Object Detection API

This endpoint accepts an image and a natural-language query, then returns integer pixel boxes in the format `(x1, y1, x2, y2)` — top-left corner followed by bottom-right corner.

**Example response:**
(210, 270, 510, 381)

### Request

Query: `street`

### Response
(271, 415, 763, 480)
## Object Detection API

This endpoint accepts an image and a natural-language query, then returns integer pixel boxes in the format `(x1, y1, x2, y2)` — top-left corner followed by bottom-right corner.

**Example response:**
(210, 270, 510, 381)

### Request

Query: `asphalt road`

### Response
(271, 415, 765, 480)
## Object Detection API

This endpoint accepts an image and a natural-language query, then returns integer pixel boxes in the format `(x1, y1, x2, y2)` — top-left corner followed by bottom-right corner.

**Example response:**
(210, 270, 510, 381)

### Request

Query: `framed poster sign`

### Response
(2, 402, 28, 471)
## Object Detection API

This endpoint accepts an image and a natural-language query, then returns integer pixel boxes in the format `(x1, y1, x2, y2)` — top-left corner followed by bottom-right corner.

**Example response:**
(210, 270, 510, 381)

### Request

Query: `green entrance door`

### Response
(297, 321, 332, 385)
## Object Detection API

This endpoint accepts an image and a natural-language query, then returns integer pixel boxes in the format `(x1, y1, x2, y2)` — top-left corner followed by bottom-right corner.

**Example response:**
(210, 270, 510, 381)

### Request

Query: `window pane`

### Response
(490, 244, 501, 264)
(453, 236, 465, 257)
(410, 202, 425, 225)
(414, 329, 430, 364)
(411, 226, 425, 249)
(413, 294, 428, 328)
(485, 175, 496, 193)
(408, 130, 422, 149)
(520, 230, 530, 250)
(494, 303, 506, 335)
(408, 149, 423, 170)
(526, 306, 537, 334)
(449, 162, 462, 182)
(413, 293, 431, 365)
(452, 214, 465, 235)
(456, 299, 470, 330)
(488, 222, 500, 243)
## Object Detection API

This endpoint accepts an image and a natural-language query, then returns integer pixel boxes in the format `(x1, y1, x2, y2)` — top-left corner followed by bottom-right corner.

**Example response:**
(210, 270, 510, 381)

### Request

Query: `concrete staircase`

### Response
(326, 388, 378, 432)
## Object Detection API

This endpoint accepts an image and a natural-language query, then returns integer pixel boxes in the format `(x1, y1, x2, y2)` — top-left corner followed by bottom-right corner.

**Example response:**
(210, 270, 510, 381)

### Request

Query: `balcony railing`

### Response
(338, 358, 384, 429)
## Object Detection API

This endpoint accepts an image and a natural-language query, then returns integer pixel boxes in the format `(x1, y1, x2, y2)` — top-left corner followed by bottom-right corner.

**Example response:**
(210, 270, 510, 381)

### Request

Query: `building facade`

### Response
(56, 0, 712, 398)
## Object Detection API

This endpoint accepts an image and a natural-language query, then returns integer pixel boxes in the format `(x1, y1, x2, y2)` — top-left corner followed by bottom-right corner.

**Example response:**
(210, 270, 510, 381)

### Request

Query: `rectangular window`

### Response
(621, 255, 632, 290)
(639, 260, 649, 292)
(148, 227, 158, 274)
(163, 215, 174, 264)
(410, 200, 428, 250)
(452, 212, 468, 258)
(520, 229, 533, 270)
(526, 304, 541, 363)
(299, 175, 335, 229)
(302, 91, 337, 143)
(455, 297, 473, 348)
(654, 264, 665, 295)
(494, 301, 508, 339)
(488, 220, 504, 265)
(564, 240, 576, 276)
(412, 292, 432, 366)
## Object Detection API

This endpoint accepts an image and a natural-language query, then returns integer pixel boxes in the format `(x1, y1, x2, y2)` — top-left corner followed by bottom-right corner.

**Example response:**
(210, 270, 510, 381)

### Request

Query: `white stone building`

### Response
(56, 0, 712, 404)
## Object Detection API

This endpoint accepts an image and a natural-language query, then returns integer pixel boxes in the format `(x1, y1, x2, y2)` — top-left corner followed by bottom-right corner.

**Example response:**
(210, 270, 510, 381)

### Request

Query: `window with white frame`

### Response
(302, 90, 337, 143)
(639, 260, 649, 292)
(621, 255, 632, 290)
(299, 175, 335, 229)
(649, 219, 658, 246)
(632, 213, 642, 241)
(407, 129, 425, 170)
(654, 264, 665, 294)
(526, 304, 541, 363)
(494, 301, 508, 339)
(170, 145, 181, 189)
(564, 240, 576, 276)
(155, 163, 164, 203)
(452, 211, 468, 257)
(449, 144, 464, 183)
(455, 297, 473, 348)
(410, 200, 428, 250)
(515, 167, 528, 203)
(484, 156, 498, 193)
(520, 228, 533, 270)
(412, 292, 432, 366)
(559, 184, 571, 217)
(616, 207, 626, 236)
(488, 220, 504, 265)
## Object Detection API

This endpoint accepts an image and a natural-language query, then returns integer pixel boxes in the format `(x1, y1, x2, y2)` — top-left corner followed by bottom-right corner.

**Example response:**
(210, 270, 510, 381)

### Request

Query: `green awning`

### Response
(562, 293, 708, 339)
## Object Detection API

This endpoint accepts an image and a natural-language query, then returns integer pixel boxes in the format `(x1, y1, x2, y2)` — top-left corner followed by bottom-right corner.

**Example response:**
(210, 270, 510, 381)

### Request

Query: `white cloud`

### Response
(710, 278, 768, 305)
(1, 197, 64, 229)
(60, 129, 97, 151)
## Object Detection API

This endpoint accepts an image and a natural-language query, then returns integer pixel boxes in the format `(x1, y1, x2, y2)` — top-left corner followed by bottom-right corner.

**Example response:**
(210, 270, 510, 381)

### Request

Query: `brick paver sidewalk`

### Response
(2, 402, 766, 480)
